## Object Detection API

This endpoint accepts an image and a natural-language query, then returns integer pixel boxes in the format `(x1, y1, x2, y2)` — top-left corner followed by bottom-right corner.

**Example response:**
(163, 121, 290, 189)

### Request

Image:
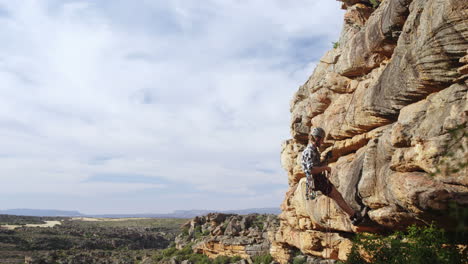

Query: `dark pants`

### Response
(313, 172, 333, 196)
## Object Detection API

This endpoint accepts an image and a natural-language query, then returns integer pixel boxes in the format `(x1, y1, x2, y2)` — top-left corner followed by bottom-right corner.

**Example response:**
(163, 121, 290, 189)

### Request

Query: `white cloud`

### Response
(0, 0, 344, 213)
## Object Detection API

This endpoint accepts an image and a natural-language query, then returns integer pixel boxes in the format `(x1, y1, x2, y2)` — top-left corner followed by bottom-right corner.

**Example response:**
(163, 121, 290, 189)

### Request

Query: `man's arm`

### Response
(315, 151, 332, 175)
(302, 147, 332, 175)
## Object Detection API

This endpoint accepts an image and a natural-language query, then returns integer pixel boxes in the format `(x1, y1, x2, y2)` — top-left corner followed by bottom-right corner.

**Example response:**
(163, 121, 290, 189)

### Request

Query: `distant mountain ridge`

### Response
(0, 209, 84, 217)
(0, 207, 281, 218)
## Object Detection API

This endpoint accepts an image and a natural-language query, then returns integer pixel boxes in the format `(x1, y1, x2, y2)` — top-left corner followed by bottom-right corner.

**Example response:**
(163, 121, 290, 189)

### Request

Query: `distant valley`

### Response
(0, 211, 282, 263)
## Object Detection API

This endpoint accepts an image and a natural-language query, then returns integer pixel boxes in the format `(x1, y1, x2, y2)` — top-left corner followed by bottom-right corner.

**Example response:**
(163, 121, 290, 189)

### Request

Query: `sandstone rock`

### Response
(367, 205, 418, 228)
(338, 0, 378, 9)
(390, 83, 467, 174)
(323, 125, 389, 162)
(311, 65, 392, 140)
(364, 0, 468, 119)
(336, 0, 412, 77)
(281, 140, 306, 186)
(225, 219, 241, 236)
(273, 224, 352, 261)
(359, 129, 394, 209)
(270, 242, 292, 264)
(176, 213, 279, 260)
(289, 108, 309, 143)
(212, 225, 223, 236)
(344, 4, 374, 27)
(276, 0, 468, 263)
(458, 64, 468, 75)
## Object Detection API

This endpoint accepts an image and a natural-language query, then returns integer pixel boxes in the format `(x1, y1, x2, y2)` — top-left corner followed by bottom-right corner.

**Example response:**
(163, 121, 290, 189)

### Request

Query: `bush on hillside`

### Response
(153, 244, 244, 264)
(252, 254, 274, 264)
(369, 0, 380, 8)
(345, 224, 467, 264)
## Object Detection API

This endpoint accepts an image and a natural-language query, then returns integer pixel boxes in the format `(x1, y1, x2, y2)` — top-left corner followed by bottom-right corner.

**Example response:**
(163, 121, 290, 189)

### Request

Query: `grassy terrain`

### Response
(69, 218, 187, 231)
(0, 216, 189, 264)
(0, 215, 47, 225)
(0, 215, 276, 263)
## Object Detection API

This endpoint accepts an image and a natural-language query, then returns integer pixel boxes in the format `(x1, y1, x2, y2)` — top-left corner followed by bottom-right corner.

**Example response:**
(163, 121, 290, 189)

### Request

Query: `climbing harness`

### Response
(305, 180, 319, 200)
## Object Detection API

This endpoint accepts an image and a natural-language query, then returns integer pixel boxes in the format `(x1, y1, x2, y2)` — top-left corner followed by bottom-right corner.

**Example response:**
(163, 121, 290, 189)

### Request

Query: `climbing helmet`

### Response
(311, 127, 326, 139)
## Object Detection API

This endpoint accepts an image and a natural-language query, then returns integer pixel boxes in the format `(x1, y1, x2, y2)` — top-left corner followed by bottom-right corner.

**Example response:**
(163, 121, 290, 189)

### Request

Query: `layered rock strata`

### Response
(175, 213, 279, 260)
(275, 0, 468, 262)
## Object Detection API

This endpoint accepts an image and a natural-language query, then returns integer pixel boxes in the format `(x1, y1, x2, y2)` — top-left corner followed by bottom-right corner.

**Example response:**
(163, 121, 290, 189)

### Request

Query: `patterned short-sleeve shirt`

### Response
(302, 144, 321, 176)
(301, 144, 321, 199)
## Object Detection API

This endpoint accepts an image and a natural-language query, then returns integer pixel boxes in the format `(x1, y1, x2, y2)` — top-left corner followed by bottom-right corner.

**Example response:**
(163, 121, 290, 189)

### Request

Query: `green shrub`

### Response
(212, 255, 242, 264)
(221, 222, 229, 232)
(252, 254, 274, 264)
(447, 202, 468, 244)
(293, 255, 307, 264)
(290, 246, 302, 258)
(193, 225, 203, 239)
(153, 246, 178, 261)
(187, 253, 211, 264)
(252, 214, 266, 230)
(177, 244, 193, 256)
(161, 246, 177, 258)
(181, 227, 189, 237)
(152, 244, 246, 264)
(332, 42, 340, 49)
(345, 224, 467, 264)
(369, 0, 380, 8)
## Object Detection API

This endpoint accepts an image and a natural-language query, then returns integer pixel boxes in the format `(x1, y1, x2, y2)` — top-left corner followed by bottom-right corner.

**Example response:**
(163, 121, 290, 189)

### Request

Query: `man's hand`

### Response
(324, 166, 331, 173)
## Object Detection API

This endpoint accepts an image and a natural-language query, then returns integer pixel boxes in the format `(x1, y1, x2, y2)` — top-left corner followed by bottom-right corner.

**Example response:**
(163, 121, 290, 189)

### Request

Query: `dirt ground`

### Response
(0, 220, 62, 230)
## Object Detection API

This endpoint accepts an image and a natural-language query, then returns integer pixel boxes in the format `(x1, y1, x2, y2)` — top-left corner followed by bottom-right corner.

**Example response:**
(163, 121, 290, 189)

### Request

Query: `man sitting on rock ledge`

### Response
(302, 127, 363, 225)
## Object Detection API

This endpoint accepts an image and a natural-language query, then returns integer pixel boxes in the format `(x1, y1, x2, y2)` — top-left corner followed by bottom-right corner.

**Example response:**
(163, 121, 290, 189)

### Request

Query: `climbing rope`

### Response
(325, 171, 331, 263)
(323, 87, 358, 263)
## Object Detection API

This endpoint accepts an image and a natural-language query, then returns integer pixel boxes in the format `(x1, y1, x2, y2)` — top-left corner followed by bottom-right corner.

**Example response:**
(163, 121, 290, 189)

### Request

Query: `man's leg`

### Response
(328, 186, 355, 217)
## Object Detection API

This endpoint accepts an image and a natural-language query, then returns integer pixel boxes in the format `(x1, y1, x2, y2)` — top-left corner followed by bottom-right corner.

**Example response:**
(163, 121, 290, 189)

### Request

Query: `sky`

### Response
(0, 0, 345, 214)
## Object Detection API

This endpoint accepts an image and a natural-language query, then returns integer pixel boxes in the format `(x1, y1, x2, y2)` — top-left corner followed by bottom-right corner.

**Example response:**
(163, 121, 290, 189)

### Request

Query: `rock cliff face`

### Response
(175, 213, 279, 260)
(274, 0, 467, 262)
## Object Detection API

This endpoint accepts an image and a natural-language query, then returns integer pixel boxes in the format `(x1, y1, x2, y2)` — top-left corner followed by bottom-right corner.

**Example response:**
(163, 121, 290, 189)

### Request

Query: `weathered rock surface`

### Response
(278, 0, 467, 263)
(175, 213, 279, 260)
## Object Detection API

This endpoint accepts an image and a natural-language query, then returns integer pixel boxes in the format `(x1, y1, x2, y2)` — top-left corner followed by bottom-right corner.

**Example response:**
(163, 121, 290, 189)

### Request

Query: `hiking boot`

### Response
(350, 211, 363, 226)
(361, 206, 370, 218)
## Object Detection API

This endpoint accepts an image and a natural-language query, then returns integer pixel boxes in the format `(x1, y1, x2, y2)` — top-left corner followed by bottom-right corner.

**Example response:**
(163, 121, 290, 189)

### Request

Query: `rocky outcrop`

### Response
(278, 0, 467, 263)
(175, 213, 279, 260)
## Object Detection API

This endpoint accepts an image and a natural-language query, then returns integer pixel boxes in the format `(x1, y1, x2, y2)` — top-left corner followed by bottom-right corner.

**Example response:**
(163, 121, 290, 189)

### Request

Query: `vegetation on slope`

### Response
(343, 224, 467, 264)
